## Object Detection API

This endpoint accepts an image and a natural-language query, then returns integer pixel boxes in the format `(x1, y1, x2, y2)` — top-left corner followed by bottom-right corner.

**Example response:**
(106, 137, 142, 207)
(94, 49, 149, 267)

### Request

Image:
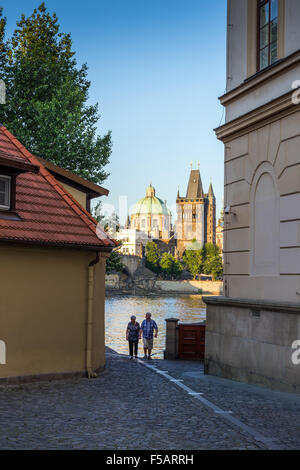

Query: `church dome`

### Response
(131, 185, 171, 216)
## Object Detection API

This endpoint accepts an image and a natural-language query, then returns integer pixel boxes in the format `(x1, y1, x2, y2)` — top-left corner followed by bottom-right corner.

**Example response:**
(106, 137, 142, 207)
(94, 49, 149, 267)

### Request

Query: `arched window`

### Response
(250, 163, 279, 276)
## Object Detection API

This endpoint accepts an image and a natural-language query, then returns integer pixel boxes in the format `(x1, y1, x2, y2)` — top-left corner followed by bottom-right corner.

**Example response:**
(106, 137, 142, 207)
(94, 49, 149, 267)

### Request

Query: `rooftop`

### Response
(0, 125, 117, 251)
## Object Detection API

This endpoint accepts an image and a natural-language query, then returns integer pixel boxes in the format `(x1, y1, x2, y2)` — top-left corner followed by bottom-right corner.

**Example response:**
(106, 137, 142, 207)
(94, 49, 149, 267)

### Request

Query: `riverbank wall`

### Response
(105, 274, 223, 296)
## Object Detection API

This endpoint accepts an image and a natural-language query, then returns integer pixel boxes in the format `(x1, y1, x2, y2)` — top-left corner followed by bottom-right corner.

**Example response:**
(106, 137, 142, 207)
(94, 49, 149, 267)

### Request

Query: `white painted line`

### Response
(188, 392, 204, 396)
(136, 358, 282, 450)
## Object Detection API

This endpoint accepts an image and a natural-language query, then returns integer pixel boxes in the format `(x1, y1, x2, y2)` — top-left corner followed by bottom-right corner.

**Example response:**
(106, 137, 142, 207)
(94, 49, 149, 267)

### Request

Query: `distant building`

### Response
(130, 185, 172, 240)
(175, 168, 216, 257)
(116, 228, 149, 256)
(216, 210, 224, 254)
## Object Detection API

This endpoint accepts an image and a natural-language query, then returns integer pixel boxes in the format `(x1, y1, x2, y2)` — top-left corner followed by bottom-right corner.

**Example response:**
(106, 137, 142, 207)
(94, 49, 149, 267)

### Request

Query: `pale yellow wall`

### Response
(0, 245, 106, 379)
(224, 109, 300, 303)
(60, 182, 87, 209)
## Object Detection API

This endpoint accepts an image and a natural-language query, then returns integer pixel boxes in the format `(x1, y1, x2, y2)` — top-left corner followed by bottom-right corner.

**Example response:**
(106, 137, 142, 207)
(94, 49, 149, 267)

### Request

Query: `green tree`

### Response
(93, 202, 119, 233)
(145, 241, 161, 274)
(160, 253, 183, 279)
(203, 243, 223, 280)
(183, 248, 204, 280)
(92, 201, 105, 224)
(210, 256, 223, 280)
(0, 8, 7, 73)
(203, 242, 220, 259)
(0, 3, 111, 183)
(106, 250, 124, 275)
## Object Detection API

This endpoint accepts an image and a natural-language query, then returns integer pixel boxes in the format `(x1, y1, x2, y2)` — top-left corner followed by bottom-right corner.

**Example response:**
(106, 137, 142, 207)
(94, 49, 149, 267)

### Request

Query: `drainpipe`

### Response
(86, 252, 100, 379)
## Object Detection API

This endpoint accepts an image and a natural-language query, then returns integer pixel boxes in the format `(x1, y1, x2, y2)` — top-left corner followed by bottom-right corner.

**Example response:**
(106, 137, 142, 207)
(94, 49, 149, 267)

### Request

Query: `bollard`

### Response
(165, 318, 179, 360)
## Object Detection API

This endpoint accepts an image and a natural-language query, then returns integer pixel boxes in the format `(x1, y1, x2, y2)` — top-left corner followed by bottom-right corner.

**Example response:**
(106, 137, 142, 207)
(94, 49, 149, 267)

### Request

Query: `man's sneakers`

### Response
(148, 356, 152, 360)
(143, 355, 147, 360)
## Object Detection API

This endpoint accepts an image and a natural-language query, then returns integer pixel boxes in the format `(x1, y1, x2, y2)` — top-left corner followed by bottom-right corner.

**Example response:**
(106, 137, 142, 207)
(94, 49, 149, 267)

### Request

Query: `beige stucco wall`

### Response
(226, 0, 300, 122)
(205, 302, 300, 392)
(224, 109, 300, 303)
(60, 182, 87, 209)
(0, 245, 106, 380)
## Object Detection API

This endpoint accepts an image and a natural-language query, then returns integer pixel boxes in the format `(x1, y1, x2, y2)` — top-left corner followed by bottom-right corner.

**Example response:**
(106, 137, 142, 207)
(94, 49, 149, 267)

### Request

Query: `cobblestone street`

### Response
(0, 348, 299, 450)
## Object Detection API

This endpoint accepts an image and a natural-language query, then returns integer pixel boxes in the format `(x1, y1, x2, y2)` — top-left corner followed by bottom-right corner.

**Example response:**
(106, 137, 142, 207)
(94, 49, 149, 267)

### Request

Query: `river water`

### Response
(105, 295, 207, 358)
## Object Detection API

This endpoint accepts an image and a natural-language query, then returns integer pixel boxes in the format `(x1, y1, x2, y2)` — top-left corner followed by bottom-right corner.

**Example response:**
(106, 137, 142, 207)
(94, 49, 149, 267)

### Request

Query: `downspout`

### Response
(86, 252, 100, 379)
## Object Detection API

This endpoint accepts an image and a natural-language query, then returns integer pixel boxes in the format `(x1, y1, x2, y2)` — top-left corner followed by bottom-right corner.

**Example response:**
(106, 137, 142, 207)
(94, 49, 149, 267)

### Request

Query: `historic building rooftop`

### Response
(131, 185, 171, 216)
(0, 124, 116, 250)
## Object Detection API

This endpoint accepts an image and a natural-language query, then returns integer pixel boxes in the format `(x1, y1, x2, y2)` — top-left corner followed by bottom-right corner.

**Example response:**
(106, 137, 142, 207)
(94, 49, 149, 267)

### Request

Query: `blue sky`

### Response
(2, 0, 227, 223)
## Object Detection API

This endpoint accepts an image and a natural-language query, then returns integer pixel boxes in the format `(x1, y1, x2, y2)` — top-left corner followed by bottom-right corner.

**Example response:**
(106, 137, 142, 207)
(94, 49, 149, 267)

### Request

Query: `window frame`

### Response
(0, 174, 12, 210)
(257, 0, 279, 71)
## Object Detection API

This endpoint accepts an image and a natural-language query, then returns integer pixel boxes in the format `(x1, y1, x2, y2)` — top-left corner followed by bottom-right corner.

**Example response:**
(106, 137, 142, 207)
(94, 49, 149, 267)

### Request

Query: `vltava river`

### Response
(105, 295, 206, 358)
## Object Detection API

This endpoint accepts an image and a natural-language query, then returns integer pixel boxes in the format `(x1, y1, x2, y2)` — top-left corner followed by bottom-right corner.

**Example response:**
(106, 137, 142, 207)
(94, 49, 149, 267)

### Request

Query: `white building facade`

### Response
(204, 0, 300, 392)
(116, 229, 150, 256)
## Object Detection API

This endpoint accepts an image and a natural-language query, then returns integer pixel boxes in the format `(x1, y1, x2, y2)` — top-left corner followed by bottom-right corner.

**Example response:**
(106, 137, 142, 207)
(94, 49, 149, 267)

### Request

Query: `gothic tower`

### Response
(176, 168, 216, 257)
(205, 182, 216, 245)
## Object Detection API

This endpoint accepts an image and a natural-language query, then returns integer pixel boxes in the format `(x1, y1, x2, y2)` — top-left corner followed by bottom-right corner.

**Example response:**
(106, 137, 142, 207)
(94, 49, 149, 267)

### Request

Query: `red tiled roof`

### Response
(0, 125, 117, 250)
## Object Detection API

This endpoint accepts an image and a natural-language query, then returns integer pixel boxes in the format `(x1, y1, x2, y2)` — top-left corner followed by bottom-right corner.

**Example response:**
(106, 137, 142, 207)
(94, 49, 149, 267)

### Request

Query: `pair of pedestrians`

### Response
(126, 312, 158, 360)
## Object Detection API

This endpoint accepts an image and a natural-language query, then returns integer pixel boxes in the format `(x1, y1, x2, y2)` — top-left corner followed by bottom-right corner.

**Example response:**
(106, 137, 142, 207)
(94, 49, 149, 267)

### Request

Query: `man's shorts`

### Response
(143, 337, 153, 350)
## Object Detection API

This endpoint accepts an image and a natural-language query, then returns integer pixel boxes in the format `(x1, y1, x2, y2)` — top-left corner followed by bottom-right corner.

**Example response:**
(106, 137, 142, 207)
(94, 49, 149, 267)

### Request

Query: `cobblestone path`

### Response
(0, 348, 299, 450)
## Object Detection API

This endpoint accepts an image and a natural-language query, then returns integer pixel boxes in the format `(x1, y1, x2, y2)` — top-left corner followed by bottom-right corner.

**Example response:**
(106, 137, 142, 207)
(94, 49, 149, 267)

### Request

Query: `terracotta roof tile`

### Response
(0, 125, 117, 250)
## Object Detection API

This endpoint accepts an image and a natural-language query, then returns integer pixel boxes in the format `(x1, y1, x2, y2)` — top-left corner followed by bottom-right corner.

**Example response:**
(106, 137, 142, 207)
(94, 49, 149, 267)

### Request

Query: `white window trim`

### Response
(0, 175, 11, 210)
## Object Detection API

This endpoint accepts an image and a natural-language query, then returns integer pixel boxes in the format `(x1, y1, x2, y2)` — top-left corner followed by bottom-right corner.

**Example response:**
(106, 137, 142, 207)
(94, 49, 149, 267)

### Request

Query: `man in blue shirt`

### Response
(139, 312, 158, 360)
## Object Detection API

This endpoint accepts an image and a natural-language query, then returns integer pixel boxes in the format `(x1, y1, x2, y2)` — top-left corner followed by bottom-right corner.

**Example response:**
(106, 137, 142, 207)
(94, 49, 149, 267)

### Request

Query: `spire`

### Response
(208, 181, 215, 199)
(177, 186, 180, 198)
(146, 184, 155, 197)
(186, 169, 204, 199)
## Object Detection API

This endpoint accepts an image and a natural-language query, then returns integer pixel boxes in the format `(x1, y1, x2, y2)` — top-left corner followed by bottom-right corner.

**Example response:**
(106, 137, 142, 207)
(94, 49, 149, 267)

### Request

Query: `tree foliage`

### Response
(145, 242, 183, 279)
(93, 202, 119, 234)
(0, 3, 111, 183)
(202, 243, 223, 280)
(183, 248, 204, 280)
(159, 252, 183, 279)
(145, 241, 161, 274)
(106, 250, 124, 275)
(183, 242, 223, 280)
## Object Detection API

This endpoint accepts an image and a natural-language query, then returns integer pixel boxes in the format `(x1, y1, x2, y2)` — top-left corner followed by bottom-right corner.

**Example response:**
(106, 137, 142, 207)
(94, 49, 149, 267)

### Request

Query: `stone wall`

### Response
(106, 274, 120, 289)
(204, 296, 300, 393)
(105, 274, 223, 296)
(155, 280, 223, 295)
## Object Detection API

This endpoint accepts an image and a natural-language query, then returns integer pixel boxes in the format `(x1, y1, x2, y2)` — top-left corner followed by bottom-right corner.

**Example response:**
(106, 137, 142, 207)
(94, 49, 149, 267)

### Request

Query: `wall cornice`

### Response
(202, 296, 300, 314)
(220, 49, 300, 107)
(215, 90, 299, 142)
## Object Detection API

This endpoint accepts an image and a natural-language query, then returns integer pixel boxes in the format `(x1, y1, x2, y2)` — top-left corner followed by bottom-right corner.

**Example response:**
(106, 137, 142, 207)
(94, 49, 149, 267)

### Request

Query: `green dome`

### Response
(131, 185, 171, 216)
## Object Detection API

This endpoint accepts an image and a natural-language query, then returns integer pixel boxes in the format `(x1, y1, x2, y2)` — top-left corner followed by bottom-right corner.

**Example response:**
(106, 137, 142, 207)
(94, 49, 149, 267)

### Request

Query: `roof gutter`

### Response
(0, 239, 114, 252)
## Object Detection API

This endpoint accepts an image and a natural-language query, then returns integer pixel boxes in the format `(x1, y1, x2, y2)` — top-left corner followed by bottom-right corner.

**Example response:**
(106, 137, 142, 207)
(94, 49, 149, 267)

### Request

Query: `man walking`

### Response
(139, 312, 158, 360)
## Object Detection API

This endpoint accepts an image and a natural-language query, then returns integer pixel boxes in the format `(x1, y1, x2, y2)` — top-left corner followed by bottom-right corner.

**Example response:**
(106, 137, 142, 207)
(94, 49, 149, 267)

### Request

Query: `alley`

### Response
(0, 348, 299, 450)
